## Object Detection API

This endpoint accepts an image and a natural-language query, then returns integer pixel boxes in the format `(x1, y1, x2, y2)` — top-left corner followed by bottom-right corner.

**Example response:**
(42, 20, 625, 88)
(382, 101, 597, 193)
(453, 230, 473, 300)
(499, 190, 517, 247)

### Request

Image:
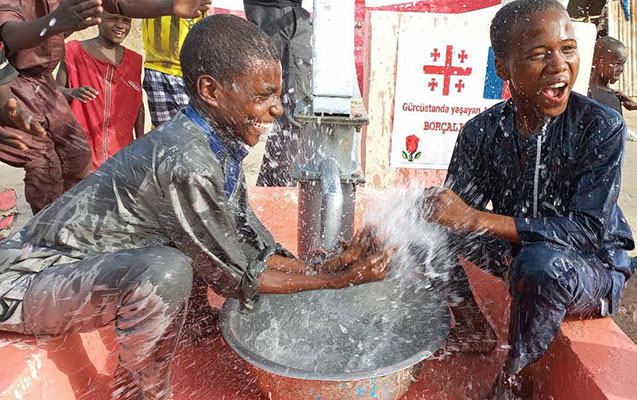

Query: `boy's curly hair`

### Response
(180, 14, 280, 97)
(490, 0, 567, 60)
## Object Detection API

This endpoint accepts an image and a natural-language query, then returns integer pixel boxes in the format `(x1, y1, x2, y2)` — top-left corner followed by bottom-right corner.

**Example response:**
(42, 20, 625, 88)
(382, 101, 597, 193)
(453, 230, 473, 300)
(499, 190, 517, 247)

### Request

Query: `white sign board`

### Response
(389, 14, 596, 170)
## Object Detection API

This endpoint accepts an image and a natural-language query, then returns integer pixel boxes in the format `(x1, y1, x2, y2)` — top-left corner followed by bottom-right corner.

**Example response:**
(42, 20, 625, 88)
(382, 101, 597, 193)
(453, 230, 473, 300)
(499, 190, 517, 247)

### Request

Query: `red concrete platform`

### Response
(0, 187, 635, 400)
(0, 188, 17, 240)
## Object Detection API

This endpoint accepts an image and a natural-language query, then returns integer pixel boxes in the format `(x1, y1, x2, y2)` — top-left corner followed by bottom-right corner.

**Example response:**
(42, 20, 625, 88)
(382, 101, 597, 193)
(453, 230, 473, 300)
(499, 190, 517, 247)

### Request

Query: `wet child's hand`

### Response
(422, 187, 476, 232)
(70, 86, 99, 103)
(317, 225, 384, 274)
(0, 98, 46, 150)
(54, 0, 104, 33)
(172, 0, 212, 18)
(342, 247, 393, 285)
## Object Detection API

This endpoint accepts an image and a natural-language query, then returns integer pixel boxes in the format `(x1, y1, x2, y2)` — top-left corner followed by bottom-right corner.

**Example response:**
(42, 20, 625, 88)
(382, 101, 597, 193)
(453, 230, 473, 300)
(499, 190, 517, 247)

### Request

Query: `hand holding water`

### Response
(422, 187, 476, 233)
(340, 245, 393, 285)
(336, 225, 393, 285)
(317, 225, 384, 274)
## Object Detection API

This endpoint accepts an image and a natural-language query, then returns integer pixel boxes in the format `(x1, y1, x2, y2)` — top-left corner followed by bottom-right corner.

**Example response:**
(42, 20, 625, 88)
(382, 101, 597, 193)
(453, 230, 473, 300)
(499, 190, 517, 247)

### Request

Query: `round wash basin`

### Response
(220, 279, 451, 400)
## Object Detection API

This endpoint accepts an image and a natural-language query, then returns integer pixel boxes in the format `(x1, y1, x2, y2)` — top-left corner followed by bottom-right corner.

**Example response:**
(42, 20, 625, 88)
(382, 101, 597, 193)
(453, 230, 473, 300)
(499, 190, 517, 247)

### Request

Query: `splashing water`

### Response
(364, 187, 453, 284)
(233, 187, 456, 374)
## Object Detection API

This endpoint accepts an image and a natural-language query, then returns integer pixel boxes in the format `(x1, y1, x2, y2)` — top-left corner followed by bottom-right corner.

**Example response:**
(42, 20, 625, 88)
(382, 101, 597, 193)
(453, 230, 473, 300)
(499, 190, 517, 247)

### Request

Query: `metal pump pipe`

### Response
(295, 0, 368, 260)
(318, 158, 344, 250)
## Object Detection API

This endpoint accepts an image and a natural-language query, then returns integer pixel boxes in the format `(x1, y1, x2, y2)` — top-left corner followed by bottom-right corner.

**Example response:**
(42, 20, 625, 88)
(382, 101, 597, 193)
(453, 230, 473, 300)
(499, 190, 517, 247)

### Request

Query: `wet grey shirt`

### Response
(0, 112, 279, 324)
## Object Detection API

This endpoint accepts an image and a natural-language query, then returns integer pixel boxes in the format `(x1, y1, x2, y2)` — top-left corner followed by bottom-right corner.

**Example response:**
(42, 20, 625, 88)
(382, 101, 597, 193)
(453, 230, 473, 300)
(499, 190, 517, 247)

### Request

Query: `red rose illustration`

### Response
(406, 135, 419, 153)
(402, 135, 422, 162)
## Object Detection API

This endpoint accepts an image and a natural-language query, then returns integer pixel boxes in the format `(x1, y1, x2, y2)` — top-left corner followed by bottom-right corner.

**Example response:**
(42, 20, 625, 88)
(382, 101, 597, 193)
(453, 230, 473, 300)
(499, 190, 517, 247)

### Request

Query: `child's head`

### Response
(592, 36, 627, 86)
(180, 15, 283, 147)
(490, 0, 579, 120)
(98, 11, 132, 45)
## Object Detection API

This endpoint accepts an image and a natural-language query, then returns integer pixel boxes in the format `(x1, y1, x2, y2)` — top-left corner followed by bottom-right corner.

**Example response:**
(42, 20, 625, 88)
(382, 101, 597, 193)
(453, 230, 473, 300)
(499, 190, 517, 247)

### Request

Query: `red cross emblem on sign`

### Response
(423, 45, 472, 96)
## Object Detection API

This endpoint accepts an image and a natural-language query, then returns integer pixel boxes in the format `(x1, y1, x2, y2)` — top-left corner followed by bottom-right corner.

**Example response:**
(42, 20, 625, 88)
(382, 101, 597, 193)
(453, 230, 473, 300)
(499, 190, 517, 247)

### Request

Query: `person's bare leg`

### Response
(445, 295, 497, 353)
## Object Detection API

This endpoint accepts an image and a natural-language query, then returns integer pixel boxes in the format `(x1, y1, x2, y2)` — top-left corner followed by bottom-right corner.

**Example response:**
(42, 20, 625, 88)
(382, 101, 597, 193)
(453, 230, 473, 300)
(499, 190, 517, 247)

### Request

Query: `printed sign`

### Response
(389, 15, 596, 170)
(391, 22, 502, 169)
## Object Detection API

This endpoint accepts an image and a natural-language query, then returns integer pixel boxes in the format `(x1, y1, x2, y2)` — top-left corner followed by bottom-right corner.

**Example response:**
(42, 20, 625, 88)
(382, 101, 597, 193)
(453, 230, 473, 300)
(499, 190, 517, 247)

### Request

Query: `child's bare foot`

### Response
(172, 0, 210, 18)
(445, 296, 497, 353)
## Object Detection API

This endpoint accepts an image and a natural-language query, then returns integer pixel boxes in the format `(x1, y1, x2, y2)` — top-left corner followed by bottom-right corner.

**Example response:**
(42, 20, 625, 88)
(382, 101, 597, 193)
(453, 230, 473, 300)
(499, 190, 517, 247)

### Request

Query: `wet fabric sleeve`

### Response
(0, 4, 25, 29)
(161, 169, 265, 305)
(514, 117, 627, 254)
(444, 119, 491, 209)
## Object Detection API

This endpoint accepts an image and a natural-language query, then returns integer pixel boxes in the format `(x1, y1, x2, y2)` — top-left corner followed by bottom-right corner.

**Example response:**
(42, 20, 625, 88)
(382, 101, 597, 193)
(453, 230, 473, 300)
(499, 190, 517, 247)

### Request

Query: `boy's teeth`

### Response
(547, 83, 566, 88)
(253, 122, 271, 129)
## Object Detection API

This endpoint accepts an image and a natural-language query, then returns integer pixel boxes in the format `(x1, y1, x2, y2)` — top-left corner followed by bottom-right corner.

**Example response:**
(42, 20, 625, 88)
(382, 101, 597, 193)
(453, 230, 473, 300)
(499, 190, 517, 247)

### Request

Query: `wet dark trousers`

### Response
(20, 247, 194, 399)
(441, 234, 619, 374)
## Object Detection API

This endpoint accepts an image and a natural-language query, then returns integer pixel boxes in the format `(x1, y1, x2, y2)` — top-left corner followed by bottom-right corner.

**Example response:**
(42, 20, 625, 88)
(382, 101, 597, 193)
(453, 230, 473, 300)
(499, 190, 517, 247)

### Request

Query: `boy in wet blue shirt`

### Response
(423, 1, 633, 398)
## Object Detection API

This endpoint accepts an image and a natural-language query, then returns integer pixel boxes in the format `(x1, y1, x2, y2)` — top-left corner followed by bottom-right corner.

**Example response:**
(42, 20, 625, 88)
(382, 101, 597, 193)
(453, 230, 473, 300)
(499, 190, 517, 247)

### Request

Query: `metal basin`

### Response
(220, 279, 451, 400)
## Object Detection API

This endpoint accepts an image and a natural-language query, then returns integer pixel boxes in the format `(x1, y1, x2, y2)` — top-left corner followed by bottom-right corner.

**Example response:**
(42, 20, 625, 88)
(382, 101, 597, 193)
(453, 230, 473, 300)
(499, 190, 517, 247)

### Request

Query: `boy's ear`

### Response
(198, 75, 223, 108)
(494, 57, 511, 81)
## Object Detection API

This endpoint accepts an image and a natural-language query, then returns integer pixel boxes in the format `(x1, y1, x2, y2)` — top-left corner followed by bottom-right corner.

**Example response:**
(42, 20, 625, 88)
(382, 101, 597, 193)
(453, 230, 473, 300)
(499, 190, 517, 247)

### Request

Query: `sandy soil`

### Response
(613, 129, 637, 342)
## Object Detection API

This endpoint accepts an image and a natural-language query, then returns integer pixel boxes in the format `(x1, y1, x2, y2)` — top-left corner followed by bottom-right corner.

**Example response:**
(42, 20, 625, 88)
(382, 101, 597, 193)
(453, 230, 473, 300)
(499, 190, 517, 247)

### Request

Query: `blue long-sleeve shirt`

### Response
(445, 92, 634, 280)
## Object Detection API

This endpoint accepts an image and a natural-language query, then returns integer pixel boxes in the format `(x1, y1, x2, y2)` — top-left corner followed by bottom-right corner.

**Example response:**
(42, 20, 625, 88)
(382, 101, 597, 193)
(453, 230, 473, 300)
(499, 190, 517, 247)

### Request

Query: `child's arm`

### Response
(55, 61, 73, 102)
(258, 247, 391, 294)
(55, 60, 99, 103)
(135, 105, 145, 139)
(0, 0, 102, 52)
(109, 0, 211, 18)
(616, 90, 637, 111)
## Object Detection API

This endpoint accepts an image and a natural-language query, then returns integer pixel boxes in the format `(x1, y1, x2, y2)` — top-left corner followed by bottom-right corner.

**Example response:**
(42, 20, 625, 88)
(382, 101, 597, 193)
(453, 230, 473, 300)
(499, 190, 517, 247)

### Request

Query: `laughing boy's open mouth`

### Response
(541, 82, 568, 103)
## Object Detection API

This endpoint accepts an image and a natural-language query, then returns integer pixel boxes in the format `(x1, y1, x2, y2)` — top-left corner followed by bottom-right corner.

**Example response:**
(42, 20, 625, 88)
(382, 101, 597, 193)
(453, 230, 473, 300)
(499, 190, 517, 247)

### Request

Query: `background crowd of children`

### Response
(0, 0, 314, 217)
(0, 0, 210, 216)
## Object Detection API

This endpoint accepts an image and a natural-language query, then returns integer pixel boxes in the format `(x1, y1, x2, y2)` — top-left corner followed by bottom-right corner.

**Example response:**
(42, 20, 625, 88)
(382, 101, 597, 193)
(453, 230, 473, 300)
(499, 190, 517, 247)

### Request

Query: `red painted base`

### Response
(0, 187, 634, 400)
